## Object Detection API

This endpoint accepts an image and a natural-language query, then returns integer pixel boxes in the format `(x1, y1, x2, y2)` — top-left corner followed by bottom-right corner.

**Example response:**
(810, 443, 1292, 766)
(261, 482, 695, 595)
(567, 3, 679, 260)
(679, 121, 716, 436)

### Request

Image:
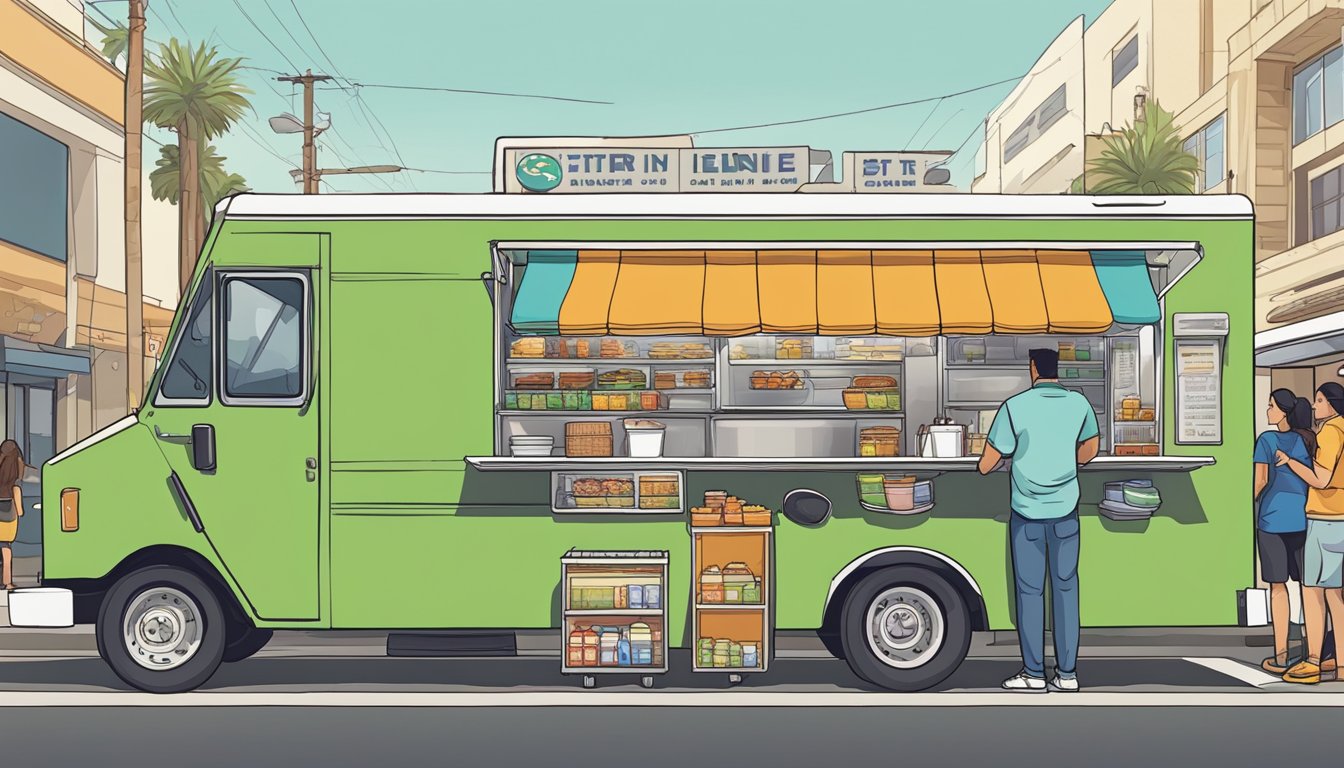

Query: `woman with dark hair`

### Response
(0, 440, 24, 591)
(1253, 389, 1312, 674)
(1277, 381, 1344, 683)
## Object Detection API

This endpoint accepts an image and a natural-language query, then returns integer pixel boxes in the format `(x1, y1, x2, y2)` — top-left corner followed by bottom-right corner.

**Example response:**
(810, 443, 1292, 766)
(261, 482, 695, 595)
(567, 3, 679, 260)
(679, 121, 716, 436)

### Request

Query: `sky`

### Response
(90, 0, 1115, 194)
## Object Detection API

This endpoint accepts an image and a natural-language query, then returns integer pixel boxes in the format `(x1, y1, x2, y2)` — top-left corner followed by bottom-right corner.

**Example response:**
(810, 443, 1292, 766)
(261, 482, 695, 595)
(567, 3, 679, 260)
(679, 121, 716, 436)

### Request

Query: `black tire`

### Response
(222, 627, 274, 663)
(839, 565, 971, 692)
(96, 566, 226, 693)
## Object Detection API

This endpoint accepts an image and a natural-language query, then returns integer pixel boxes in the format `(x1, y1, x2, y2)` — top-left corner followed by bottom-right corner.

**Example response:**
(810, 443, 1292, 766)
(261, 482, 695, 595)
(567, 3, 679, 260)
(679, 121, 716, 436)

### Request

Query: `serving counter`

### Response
(465, 456, 1216, 473)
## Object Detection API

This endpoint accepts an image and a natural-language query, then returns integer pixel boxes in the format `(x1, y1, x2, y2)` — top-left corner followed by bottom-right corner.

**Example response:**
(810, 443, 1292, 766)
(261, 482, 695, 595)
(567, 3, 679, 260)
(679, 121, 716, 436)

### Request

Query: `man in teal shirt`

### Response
(978, 348, 1100, 692)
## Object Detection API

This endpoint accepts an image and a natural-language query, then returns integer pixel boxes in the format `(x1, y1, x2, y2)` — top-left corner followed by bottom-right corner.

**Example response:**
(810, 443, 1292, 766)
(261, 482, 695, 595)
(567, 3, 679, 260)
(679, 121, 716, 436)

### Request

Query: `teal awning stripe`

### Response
(1090, 250, 1160, 325)
(509, 251, 578, 335)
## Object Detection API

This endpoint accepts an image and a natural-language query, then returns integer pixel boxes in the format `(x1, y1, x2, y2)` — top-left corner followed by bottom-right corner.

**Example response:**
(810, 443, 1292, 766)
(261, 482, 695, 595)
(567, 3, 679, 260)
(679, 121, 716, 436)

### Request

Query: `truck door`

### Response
(144, 266, 320, 621)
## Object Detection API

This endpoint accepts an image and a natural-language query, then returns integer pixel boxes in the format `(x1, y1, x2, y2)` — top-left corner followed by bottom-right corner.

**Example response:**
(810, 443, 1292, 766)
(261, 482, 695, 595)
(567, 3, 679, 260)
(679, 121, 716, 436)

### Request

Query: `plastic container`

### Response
(568, 627, 586, 667)
(698, 638, 714, 667)
(884, 476, 917, 511)
(629, 584, 645, 609)
(581, 627, 599, 667)
(600, 630, 618, 666)
(624, 419, 667, 458)
(700, 566, 725, 603)
(630, 623, 653, 665)
(644, 584, 661, 609)
(743, 643, 759, 668)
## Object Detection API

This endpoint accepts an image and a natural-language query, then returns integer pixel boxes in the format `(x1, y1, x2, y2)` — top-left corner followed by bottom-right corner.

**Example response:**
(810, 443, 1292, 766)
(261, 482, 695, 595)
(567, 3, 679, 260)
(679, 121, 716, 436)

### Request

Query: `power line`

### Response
(228, 0, 300, 73)
(685, 74, 1024, 136)
(159, 0, 190, 38)
(901, 98, 944, 150)
(930, 119, 988, 170)
(920, 108, 965, 151)
(348, 82, 612, 105)
(287, 0, 355, 88)
(403, 168, 491, 175)
(261, 0, 323, 70)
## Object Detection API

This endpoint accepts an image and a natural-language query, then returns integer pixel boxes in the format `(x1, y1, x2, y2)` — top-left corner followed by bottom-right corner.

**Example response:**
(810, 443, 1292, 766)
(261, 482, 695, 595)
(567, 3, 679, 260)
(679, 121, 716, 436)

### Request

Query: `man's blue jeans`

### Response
(1009, 510, 1080, 679)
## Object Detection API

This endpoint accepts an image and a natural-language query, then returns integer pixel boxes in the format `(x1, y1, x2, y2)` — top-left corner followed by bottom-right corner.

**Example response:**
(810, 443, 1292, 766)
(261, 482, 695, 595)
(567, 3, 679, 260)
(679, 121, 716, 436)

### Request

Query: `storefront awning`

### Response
(0, 337, 90, 378)
(509, 249, 1157, 337)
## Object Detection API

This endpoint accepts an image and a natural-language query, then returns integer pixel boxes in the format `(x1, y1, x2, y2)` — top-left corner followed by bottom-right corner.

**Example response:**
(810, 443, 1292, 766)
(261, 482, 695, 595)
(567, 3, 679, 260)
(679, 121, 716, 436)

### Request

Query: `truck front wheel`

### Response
(839, 566, 971, 691)
(96, 566, 226, 693)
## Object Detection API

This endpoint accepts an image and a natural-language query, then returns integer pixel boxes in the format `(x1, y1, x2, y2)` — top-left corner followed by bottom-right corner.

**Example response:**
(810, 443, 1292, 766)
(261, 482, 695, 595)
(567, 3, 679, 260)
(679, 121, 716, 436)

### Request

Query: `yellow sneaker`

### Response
(1283, 660, 1321, 685)
(1262, 656, 1291, 675)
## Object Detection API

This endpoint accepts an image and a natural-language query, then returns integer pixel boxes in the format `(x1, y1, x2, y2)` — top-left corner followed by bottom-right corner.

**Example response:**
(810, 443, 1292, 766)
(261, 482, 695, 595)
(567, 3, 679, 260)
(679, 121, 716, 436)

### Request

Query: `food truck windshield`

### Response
(494, 245, 1205, 461)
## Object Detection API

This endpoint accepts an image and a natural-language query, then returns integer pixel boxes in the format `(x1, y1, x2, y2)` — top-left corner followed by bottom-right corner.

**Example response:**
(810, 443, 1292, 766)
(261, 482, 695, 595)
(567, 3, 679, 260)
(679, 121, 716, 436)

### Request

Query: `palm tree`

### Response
(142, 40, 251, 295)
(150, 144, 250, 243)
(90, 17, 128, 66)
(1084, 100, 1199, 194)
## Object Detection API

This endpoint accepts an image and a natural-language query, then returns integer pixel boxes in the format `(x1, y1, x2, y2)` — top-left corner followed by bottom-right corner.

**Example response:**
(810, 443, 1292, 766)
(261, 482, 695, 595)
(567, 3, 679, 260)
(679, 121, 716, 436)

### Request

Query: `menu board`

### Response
(1175, 340, 1222, 444)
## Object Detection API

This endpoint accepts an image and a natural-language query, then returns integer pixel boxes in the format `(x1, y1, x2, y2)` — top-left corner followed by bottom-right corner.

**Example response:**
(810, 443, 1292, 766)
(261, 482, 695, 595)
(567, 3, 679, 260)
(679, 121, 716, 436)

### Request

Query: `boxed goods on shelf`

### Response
(843, 375, 901, 410)
(858, 426, 901, 457)
(510, 338, 545, 358)
(776, 338, 814, 359)
(565, 422, 614, 457)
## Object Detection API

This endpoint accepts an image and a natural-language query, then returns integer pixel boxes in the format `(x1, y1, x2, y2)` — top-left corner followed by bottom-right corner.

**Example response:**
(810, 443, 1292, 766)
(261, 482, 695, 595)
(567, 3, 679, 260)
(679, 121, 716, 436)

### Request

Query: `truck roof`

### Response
(220, 193, 1254, 221)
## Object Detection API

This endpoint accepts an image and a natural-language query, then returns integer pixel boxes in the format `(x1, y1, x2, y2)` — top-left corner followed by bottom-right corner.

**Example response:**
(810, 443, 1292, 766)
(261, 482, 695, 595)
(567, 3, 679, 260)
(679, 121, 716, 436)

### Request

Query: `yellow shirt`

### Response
(1308, 417, 1344, 520)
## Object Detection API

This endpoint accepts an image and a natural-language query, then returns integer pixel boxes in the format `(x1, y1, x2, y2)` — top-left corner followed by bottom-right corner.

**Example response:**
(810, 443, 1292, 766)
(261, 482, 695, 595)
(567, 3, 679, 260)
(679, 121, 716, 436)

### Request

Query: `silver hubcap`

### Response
(865, 586, 945, 669)
(123, 587, 202, 671)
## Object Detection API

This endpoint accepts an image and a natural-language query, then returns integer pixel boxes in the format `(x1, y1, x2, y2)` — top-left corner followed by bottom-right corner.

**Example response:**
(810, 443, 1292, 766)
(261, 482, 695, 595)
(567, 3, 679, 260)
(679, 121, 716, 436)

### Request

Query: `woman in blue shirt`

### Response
(1254, 388, 1314, 674)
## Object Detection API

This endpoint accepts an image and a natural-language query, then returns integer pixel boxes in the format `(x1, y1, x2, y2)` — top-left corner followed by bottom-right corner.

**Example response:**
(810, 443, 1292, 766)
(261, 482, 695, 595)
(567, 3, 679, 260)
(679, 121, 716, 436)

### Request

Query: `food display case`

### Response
(551, 471, 685, 514)
(561, 550, 669, 689)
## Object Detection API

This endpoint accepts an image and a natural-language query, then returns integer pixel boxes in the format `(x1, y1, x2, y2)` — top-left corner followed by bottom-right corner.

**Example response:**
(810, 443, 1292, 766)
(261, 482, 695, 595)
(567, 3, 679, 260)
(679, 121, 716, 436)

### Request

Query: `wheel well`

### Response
(47, 545, 254, 633)
(821, 552, 989, 639)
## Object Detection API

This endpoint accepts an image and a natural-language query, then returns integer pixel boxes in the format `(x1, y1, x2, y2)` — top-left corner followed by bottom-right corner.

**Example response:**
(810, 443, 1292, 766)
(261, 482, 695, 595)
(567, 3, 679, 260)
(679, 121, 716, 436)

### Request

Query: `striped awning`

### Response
(509, 249, 1159, 336)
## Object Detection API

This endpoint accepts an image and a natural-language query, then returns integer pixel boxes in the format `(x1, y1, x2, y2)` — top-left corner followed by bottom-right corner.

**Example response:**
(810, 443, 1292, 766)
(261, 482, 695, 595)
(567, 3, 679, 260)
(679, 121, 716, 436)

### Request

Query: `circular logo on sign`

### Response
(516, 153, 562, 192)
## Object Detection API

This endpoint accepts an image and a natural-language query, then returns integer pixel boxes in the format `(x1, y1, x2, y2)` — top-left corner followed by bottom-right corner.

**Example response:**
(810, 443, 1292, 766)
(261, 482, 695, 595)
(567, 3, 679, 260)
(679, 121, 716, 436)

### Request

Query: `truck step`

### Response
(386, 632, 518, 657)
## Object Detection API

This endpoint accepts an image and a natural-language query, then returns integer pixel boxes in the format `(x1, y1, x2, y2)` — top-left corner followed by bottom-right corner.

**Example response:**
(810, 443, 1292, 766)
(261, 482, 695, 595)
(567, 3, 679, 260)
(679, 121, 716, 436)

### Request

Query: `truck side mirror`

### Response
(191, 424, 216, 472)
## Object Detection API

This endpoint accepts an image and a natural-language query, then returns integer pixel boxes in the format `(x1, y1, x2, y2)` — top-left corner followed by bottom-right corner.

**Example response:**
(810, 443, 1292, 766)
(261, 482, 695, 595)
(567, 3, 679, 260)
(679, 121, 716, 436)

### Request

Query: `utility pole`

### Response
(277, 71, 332, 194)
(125, 0, 145, 409)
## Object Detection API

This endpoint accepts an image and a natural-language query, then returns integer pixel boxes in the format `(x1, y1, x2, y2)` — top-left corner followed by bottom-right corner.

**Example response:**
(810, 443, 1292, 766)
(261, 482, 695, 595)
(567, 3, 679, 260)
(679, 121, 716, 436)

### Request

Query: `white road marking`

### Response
(1184, 657, 1285, 688)
(0, 690, 1337, 707)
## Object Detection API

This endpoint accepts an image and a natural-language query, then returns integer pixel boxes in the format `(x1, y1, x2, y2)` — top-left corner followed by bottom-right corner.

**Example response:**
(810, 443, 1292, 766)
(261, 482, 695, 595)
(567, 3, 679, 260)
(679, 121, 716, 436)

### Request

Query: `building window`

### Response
(1310, 165, 1344, 240)
(1183, 113, 1226, 192)
(0, 111, 69, 262)
(1003, 84, 1067, 163)
(1293, 46, 1344, 144)
(1113, 36, 1139, 87)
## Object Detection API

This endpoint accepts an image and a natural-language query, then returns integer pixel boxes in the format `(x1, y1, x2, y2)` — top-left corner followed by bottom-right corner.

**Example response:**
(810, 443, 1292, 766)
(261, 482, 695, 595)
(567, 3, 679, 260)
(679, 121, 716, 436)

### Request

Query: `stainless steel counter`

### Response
(465, 456, 1215, 473)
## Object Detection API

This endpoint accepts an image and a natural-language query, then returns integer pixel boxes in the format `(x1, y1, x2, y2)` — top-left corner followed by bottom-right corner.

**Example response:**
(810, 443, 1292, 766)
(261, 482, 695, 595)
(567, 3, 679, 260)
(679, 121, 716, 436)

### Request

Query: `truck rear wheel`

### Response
(840, 566, 971, 691)
(222, 627, 274, 663)
(97, 566, 226, 693)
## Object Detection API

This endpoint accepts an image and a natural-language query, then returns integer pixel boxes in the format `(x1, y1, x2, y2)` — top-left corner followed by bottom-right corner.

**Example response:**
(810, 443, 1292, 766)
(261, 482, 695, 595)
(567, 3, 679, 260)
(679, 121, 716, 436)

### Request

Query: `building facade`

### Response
(973, 0, 1344, 434)
(1, 0, 178, 555)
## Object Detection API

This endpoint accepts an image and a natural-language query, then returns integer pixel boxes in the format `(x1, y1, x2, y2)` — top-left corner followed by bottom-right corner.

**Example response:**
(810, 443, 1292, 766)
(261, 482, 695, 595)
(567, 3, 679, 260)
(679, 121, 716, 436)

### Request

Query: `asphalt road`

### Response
(0, 705, 1338, 767)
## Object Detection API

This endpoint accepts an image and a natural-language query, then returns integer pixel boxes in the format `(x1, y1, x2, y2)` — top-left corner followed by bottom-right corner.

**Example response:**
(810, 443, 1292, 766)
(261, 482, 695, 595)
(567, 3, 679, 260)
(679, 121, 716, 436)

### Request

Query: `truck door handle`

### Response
(154, 425, 192, 443)
(305, 457, 316, 482)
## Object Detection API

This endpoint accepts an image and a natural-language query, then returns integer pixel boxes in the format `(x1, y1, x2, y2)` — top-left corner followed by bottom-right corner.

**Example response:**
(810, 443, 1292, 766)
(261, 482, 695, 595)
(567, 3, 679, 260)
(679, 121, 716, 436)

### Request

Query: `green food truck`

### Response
(29, 192, 1253, 693)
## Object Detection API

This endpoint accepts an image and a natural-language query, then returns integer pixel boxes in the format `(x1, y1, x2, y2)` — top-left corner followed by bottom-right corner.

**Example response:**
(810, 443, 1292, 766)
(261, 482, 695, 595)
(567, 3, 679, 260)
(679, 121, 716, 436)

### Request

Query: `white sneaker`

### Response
(1002, 673, 1047, 691)
(1048, 676, 1079, 692)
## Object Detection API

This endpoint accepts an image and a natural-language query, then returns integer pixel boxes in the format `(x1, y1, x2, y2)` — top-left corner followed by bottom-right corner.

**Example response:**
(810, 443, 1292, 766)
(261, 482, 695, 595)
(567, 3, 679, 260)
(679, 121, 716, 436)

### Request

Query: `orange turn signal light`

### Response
(60, 488, 78, 532)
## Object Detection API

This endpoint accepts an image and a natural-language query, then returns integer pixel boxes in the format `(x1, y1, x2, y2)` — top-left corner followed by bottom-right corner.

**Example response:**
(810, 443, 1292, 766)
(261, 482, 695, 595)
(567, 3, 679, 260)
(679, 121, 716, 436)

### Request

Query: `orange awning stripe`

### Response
(558, 250, 620, 335)
(981, 249, 1048, 334)
(1037, 250, 1114, 334)
(817, 250, 876, 335)
(544, 248, 1118, 337)
(606, 250, 706, 336)
(703, 250, 761, 335)
(872, 250, 940, 336)
(934, 250, 993, 335)
(757, 250, 817, 334)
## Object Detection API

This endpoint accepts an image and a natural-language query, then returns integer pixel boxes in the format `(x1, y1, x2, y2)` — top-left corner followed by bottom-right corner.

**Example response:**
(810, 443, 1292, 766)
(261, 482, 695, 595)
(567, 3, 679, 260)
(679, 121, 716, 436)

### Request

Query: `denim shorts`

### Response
(1304, 519, 1344, 589)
